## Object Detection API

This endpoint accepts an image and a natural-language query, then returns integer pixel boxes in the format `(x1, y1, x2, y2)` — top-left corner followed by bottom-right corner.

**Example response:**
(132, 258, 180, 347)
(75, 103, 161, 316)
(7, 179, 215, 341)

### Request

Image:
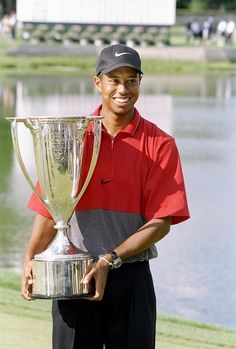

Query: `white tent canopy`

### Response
(17, 0, 176, 26)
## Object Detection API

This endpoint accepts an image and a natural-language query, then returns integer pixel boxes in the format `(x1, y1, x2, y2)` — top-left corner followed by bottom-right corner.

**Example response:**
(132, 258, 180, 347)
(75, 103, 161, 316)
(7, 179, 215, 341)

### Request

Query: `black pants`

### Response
(52, 261, 156, 349)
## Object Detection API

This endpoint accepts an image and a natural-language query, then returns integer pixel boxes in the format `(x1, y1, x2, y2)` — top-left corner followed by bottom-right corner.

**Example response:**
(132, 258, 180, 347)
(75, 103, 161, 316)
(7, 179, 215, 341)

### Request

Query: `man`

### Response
(22, 44, 190, 349)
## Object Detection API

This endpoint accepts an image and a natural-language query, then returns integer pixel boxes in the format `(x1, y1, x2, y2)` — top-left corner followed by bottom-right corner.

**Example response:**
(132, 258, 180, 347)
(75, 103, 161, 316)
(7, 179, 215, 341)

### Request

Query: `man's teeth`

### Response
(115, 98, 129, 103)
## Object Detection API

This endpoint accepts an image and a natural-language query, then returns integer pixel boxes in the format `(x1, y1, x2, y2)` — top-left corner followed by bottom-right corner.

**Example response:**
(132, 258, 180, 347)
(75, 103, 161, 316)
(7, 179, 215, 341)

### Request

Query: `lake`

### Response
(0, 73, 235, 329)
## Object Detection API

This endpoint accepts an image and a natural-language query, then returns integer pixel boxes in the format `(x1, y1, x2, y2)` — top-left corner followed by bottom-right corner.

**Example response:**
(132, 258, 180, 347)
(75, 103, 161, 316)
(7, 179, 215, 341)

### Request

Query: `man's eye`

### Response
(108, 79, 118, 84)
(127, 79, 138, 85)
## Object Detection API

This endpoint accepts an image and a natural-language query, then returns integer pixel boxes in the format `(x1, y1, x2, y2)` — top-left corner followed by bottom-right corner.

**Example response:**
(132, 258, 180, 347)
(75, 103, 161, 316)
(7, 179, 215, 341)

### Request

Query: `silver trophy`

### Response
(7, 116, 102, 299)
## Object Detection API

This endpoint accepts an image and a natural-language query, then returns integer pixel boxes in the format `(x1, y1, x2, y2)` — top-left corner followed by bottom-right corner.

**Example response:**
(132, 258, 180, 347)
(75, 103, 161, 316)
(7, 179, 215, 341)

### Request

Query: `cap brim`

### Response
(97, 63, 143, 76)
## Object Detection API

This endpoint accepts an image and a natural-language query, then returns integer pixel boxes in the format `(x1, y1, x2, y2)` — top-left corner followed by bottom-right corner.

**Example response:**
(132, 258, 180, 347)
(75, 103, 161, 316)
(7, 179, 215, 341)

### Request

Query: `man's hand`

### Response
(20, 214, 56, 301)
(82, 256, 111, 301)
(21, 259, 34, 300)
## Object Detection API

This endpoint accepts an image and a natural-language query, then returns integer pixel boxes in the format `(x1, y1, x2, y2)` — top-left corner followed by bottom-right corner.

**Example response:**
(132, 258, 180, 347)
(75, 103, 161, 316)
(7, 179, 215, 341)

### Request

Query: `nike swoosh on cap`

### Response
(115, 52, 132, 57)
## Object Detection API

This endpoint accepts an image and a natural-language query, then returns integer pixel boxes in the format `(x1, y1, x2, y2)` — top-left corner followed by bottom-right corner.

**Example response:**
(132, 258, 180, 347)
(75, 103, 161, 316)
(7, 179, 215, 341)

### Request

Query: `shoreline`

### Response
(7, 43, 236, 63)
(1, 38, 236, 77)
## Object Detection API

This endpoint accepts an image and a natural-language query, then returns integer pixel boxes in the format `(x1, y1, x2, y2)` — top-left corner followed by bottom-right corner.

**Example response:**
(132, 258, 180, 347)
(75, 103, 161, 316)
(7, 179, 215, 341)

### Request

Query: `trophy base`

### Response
(31, 254, 93, 299)
(31, 293, 93, 300)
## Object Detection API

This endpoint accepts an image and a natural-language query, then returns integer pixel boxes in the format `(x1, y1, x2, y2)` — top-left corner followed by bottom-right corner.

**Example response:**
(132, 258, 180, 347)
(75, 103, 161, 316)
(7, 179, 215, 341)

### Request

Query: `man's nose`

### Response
(117, 82, 128, 93)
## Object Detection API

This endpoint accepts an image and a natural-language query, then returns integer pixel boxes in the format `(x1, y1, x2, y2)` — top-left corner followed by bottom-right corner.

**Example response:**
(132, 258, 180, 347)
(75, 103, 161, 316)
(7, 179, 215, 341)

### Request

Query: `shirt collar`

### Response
(92, 105, 140, 137)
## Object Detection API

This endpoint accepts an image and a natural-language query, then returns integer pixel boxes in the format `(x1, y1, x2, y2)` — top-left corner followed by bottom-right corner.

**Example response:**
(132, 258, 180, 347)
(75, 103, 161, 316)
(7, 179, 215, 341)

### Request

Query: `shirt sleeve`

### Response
(144, 138, 190, 224)
(27, 181, 52, 219)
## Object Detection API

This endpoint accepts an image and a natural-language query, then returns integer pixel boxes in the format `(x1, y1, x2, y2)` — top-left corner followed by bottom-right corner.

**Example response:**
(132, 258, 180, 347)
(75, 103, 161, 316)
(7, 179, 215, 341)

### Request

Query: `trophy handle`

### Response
(73, 118, 102, 206)
(10, 119, 49, 209)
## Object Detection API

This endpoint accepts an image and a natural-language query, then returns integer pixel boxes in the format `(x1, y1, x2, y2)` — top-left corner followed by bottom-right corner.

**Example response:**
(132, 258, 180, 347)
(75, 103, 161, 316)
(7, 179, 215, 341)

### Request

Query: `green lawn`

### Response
(0, 273, 236, 349)
(1, 37, 236, 77)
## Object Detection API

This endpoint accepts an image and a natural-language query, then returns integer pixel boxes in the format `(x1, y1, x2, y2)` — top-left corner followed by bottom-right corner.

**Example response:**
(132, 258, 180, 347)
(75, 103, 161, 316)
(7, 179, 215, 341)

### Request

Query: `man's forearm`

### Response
(82, 217, 171, 301)
(24, 214, 56, 261)
(114, 217, 171, 261)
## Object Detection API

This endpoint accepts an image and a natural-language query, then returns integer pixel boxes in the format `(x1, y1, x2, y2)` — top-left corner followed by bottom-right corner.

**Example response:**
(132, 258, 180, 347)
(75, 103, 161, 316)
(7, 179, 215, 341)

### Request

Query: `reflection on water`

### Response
(0, 74, 236, 329)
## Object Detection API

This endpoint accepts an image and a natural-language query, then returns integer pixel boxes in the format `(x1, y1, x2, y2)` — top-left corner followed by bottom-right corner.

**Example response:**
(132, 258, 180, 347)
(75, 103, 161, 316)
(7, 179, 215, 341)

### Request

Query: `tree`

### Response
(189, 0, 206, 12)
(207, 0, 236, 9)
(0, 0, 16, 16)
(176, 0, 190, 8)
(177, 0, 236, 10)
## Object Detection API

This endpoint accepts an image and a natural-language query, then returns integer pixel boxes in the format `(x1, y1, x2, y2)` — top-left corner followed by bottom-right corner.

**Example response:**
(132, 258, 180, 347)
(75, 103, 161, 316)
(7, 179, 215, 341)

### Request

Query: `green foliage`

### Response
(189, 0, 207, 12)
(177, 0, 236, 10)
(177, 0, 190, 9)
(0, 0, 16, 16)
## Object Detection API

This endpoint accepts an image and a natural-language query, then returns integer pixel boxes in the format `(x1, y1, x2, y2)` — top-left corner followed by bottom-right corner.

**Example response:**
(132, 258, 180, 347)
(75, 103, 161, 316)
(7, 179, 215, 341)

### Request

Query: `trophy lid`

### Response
(6, 116, 103, 123)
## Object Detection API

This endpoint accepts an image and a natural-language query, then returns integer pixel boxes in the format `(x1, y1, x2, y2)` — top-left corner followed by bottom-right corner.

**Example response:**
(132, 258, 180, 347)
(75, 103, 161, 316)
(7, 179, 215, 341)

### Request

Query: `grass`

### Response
(1, 37, 236, 77)
(0, 272, 236, 349)
(0, 37, 96, 76)
(0, 37, 101, 77)
(0, 55, 96, 75)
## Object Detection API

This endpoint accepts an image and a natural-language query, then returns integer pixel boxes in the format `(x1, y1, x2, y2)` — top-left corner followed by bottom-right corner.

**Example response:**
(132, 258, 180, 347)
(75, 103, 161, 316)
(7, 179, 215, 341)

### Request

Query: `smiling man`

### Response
(94, 44, 143, 132)
(22, 44, 190, 349)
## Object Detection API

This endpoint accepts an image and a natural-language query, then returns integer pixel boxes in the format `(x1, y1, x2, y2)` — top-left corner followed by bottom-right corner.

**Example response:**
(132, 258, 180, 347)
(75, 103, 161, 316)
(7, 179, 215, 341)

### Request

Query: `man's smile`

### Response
(113, 97, 130, 104)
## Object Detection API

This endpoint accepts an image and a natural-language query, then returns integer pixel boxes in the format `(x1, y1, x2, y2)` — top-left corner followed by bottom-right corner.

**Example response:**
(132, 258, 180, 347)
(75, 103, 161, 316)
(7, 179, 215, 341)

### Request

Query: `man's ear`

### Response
(94, 75, 102, 93)
(139, 74, 142, 84)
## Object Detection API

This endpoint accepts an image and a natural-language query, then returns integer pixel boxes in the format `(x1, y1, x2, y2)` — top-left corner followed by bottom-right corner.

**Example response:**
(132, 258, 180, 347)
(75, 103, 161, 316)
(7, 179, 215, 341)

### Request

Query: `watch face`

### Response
(111, 251, 119, 260)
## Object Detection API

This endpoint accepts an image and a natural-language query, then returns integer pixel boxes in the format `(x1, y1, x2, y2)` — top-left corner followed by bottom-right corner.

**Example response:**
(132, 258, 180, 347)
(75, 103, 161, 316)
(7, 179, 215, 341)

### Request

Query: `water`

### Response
(0, 73, 236, 329)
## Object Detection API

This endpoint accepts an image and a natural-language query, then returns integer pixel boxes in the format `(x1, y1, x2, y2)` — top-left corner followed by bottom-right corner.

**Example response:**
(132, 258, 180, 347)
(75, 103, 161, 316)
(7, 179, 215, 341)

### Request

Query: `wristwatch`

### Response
(110, 251, 122, 269)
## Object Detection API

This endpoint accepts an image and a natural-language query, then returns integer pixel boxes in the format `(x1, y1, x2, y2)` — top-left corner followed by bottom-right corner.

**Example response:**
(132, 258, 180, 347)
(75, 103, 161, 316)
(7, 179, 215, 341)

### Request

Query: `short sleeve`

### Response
(144, 138, 190, 224)
(27, 181, 52, 219)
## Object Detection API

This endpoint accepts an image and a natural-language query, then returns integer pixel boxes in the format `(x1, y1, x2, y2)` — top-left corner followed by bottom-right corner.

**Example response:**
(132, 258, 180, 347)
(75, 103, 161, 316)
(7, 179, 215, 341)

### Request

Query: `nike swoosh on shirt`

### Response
(101, 179, 114, 184)
(115, 52, 132, 57)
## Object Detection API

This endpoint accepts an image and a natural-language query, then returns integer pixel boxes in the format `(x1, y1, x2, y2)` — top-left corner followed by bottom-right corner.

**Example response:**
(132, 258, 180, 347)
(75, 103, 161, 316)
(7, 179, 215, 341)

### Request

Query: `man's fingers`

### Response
(82, 269, 93, 285)
(87, 290, 103, 301)
(81, 259, 110, 301)
(86, 273, 107, 301)
(21, 266, 34, 300)
(21, 283, 33, 300)
(80, 260, 94, 283)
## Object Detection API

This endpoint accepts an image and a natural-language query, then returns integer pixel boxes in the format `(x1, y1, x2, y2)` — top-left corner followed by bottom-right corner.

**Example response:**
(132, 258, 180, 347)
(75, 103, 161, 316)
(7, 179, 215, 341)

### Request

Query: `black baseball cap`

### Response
(96, 44, 143, 76)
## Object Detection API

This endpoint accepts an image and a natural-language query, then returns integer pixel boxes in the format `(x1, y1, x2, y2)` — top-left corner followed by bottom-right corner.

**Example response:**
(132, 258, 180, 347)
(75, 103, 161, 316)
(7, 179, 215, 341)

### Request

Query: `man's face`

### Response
(94, 67, 141, 117)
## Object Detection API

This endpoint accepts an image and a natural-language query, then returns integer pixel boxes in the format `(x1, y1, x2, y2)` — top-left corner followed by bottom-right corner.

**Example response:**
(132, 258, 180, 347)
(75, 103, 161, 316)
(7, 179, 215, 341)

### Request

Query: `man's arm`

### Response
(114, 216, 171, 260)
(83, 216, 171, 301)
(21, 214, 56, 300)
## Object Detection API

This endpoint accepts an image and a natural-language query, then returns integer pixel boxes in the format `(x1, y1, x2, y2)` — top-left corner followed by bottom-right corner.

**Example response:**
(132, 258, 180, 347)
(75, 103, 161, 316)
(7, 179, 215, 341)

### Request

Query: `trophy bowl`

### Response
(7, 116, 102, 299)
